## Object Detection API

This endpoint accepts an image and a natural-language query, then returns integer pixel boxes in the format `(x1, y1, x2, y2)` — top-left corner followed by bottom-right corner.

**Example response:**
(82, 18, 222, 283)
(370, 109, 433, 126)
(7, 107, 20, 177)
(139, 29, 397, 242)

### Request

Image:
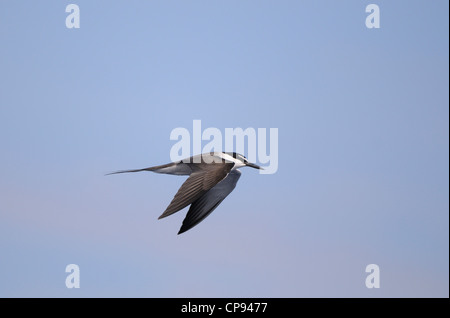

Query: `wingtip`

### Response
(158, 210, 170, 220)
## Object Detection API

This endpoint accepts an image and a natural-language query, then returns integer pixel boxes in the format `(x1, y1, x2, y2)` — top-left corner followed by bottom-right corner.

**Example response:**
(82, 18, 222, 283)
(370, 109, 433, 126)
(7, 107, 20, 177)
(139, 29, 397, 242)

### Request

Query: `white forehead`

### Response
(217, 152, 245, 164)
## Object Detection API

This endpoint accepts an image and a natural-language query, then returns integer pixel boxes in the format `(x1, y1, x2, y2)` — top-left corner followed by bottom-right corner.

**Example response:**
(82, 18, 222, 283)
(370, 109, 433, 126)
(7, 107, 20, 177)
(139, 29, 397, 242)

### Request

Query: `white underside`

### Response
(153, 164, 191, 175)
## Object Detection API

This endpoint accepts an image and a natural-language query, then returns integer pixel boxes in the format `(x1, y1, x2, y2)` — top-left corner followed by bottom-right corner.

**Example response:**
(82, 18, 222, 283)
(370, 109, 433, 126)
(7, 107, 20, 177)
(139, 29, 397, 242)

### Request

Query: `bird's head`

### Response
(227, 152, 263, 170)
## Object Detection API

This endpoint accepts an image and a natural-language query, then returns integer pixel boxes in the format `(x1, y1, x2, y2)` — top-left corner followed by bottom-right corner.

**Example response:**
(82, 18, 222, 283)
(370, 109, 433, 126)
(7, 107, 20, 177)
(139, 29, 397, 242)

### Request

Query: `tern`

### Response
(107, 152, 262, 234)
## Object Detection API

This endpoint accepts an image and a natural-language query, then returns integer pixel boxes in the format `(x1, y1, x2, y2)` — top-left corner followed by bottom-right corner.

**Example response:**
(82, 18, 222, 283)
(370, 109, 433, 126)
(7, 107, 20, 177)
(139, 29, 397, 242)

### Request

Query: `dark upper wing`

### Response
(178, 169, 241, 234)
(158, 162, 235, 219)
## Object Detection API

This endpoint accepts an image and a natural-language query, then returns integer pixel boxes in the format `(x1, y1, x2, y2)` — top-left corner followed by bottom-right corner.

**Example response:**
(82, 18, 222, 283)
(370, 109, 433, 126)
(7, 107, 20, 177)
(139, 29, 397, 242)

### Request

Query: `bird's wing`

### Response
(177, 169, 241, 234)
(158, 162, 235, 219)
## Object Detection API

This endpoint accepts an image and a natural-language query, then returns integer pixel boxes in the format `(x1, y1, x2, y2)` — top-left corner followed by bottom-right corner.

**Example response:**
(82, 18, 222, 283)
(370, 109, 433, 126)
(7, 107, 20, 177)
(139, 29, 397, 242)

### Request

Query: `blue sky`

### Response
(0, 1, 448, 297)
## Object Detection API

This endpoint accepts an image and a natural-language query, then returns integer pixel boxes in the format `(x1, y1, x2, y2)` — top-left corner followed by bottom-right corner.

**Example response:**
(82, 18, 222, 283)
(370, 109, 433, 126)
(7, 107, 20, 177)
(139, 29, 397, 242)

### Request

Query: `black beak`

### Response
(246, 162, 263, 170)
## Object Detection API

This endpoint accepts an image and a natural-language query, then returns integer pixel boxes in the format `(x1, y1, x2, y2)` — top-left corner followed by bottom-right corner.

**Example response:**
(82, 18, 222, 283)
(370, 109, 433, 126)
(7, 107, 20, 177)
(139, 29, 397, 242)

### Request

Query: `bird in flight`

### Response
(107, 152, 262, 234)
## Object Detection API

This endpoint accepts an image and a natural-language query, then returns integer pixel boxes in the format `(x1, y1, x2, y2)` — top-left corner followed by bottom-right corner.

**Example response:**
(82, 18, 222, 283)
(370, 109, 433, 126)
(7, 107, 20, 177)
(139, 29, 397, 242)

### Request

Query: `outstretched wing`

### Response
(178, 169, 241, 234)
(158, 162, 235, 219)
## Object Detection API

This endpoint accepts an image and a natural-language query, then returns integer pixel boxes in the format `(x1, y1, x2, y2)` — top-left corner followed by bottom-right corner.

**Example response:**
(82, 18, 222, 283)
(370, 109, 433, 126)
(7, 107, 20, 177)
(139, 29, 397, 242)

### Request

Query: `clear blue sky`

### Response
(0, 1, 448, 297)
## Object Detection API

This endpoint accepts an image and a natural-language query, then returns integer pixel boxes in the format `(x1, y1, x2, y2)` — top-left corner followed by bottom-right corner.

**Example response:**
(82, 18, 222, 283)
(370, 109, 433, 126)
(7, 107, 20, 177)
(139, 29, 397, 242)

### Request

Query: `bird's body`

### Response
(107, 152, 261, 234)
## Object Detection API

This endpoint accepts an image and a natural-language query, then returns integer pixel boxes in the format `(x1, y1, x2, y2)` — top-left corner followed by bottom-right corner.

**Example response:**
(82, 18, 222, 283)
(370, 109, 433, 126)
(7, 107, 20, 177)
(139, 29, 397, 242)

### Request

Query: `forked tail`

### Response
(105, 162, 179, 176)
(105, 168, 149, 176)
